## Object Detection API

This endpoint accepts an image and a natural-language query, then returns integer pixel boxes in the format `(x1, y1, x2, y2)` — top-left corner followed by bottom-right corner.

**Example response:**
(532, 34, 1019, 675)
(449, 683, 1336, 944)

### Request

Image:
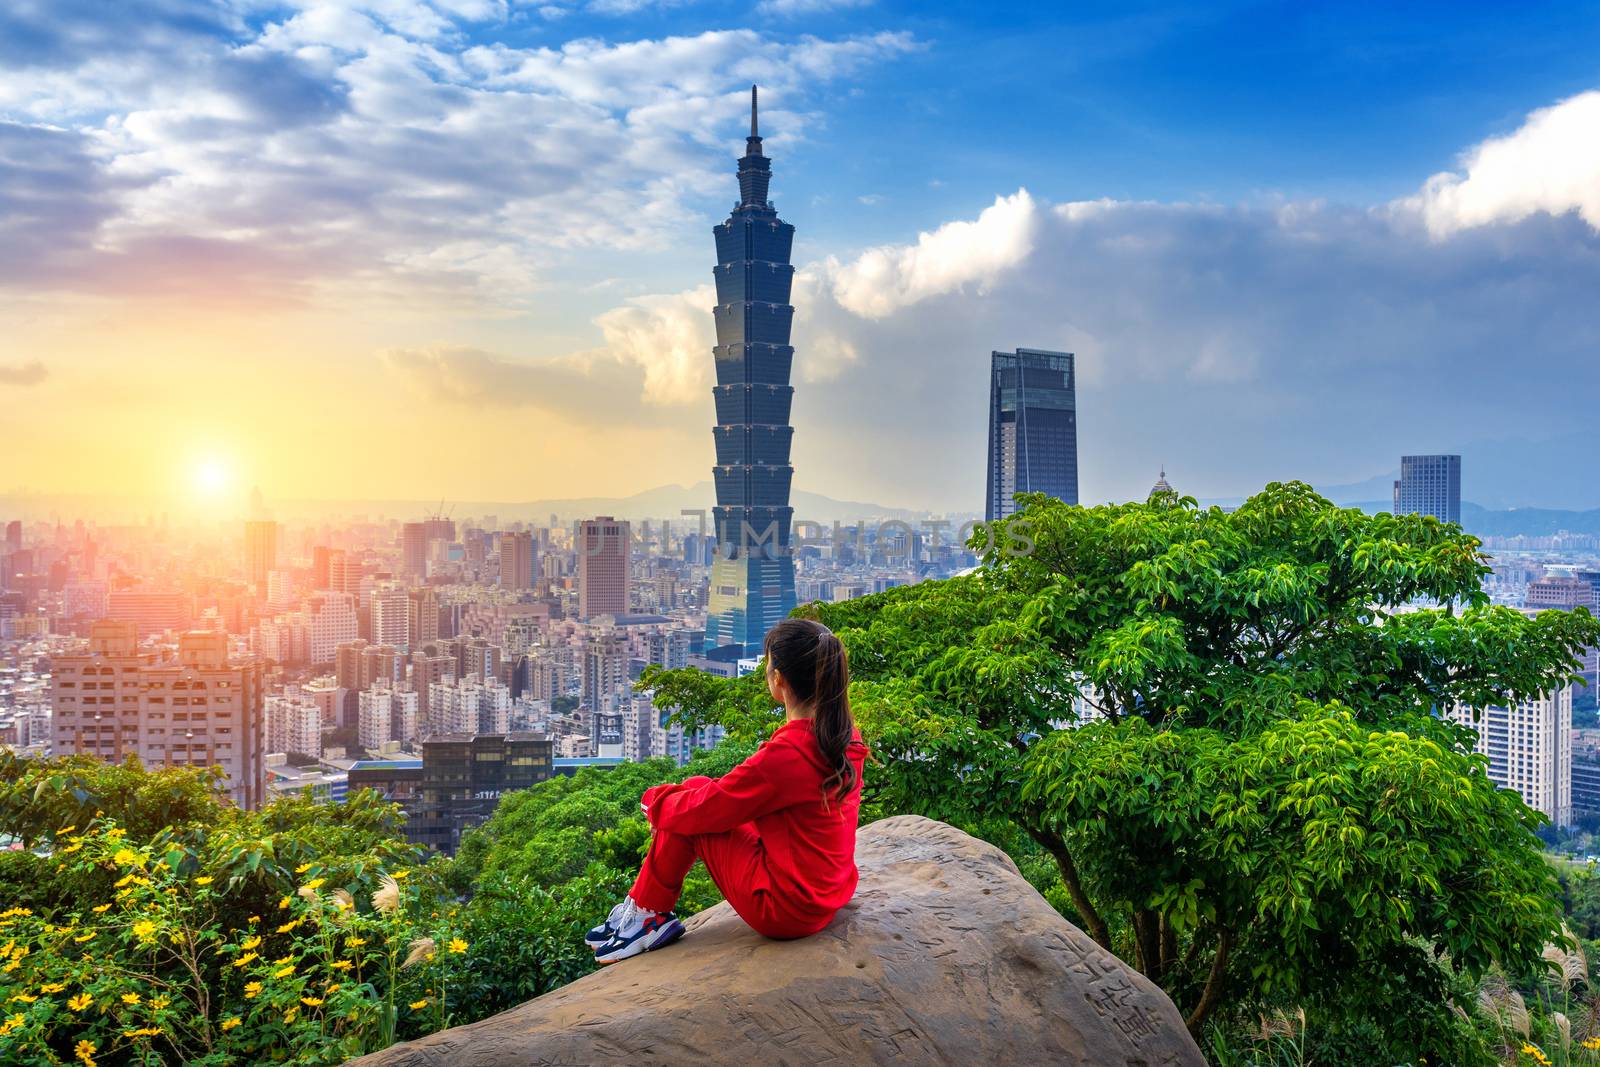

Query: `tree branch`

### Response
(1185, 925, 1232, 1038)
(1021, 819, 1111, 950)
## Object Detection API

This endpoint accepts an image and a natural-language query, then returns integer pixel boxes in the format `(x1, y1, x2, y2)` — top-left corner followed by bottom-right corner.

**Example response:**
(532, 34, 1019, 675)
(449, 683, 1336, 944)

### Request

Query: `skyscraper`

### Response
(1446, 683, 1572, 827)
(401, 522, 429, 579)
(986, 348, 1078, 522)
(577, 516, 631, 619)
(704, 86, 799, 657)
(1392, 454, 1461, 524)
(498, 531, 535, 590)
(244, 520, 278, 591)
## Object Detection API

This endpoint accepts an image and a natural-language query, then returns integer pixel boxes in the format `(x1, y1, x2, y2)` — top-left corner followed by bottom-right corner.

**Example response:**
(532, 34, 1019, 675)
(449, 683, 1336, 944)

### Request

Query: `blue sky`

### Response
(3, 1, 1600, 512)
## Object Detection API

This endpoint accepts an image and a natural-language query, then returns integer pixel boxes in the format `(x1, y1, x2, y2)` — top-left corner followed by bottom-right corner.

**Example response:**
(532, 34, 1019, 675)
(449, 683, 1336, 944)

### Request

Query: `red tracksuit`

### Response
(631, 718, 868, 939)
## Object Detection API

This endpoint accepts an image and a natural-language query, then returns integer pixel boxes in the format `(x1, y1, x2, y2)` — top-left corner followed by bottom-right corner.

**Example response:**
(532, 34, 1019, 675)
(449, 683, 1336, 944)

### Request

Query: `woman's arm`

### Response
(645, 753, 791, 836)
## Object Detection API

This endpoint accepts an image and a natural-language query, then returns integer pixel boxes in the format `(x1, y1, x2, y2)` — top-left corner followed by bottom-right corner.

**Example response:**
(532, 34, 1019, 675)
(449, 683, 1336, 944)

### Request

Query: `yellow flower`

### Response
(221, 1017, 241, 1031)
(283, 1006, 299, 1024)
(91, 903, 112, 914)
(2, 960, 17, 974)
(122, 1026, 162, 1037)
(273, 965, 295, 978)
(240, 935, 261, 951)
(60, 842, 83, 853)
(73, 931, 96, 943)
(132, 920, 157, 940)
(243, 982, 262, 999)
(275, 919, 300, 934)
(121, 992, 141, 1005)
(68, 993, 93, 1011)
(112, 849, 139, 867)
(232, 952, 258, 968)
(448, 938, 468, 954)
(8, 993, 37, 1003)
(278, 896, 290, 910)
(56, 825, 76, 836)
(300, 996, 324, 1007)
(1585, 1037, 1600, 1051)
(331, 959, 353, 971)
(114, 873, 136, 889)
(40, 982, 65, 993)
(409, 998, 429, 1010)
(74, 1038, 96, 1064)
(392, 870, 410, 879)
(194, 876, 213, 886)
(346, 935, 367, 948)
(0, 1013, 24, 1035)
(272, 954, 292, 965)
(294, 862, 314, 874)
(301, 878, 325, 891)
(247, 915, 260, 924)
(106, 827, 125, 838)
(324, 982, 341, 994)
(150, 995, 169, 1010)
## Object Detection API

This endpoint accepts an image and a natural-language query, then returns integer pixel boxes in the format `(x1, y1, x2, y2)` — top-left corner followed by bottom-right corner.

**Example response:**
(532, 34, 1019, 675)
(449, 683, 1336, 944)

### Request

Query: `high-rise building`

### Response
(266, 693, 322, 760)
(1446, 684, 1572, 827)
(304, 591, 359, 665)
(986, 348, 1078, 522)
(371, 586, 410, 651)
(410, 651, 455, 733)
(52, 626, 266, 808)
(704, 87, 799, 657)
(407, 586, 440, 646)
(577, 517, 631, 619)
(1392, 454, 1461, 524)
(582, 629, 629, 715)
(401, 522, 429, 579)
(499, 531, 536, 590)
(244, 520, 278, 591)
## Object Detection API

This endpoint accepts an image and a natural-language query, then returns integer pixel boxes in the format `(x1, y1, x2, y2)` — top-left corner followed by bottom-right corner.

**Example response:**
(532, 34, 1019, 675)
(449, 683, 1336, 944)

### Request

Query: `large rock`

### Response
(349, 815, 1205, 1066)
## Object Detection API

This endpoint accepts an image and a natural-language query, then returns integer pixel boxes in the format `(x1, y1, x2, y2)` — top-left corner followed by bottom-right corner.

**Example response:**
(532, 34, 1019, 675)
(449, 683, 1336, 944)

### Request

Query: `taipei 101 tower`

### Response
(703, 86, 799, 658)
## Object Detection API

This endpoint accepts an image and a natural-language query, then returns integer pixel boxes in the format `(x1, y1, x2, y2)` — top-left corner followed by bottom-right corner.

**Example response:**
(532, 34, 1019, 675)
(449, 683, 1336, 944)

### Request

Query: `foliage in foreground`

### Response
(0, 744, 750, 1064)
(646, 481, 1600, 1060)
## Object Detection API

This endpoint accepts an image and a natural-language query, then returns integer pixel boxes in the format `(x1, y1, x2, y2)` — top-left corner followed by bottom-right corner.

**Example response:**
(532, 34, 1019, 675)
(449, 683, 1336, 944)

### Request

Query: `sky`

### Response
(3, 0, 1600, 516)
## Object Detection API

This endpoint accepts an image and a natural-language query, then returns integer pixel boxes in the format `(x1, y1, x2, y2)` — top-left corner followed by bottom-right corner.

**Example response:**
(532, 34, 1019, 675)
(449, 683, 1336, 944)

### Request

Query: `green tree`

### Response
(647, 482, 1599, 1050)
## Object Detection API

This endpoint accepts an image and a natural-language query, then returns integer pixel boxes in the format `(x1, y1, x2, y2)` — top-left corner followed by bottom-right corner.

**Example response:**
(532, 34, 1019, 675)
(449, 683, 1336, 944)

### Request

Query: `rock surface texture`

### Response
(348, 815, 1205, 1066)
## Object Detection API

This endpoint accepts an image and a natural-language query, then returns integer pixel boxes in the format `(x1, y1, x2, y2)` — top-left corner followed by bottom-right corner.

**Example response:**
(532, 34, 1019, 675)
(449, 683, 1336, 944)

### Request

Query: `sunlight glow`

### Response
(192, 457, 232, 495)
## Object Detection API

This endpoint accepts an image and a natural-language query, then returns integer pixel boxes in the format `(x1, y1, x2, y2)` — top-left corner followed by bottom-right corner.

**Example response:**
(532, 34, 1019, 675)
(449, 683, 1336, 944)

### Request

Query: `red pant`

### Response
(630, 781, 827, 940)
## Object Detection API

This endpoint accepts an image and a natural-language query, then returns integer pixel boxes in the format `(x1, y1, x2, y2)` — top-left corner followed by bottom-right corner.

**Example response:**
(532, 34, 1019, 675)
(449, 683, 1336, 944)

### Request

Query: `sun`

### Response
(192, 457, 232, 495)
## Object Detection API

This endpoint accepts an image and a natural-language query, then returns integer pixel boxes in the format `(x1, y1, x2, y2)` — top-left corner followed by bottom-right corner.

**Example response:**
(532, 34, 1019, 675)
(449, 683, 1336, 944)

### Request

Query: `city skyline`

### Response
(4, 2, 1600, 515)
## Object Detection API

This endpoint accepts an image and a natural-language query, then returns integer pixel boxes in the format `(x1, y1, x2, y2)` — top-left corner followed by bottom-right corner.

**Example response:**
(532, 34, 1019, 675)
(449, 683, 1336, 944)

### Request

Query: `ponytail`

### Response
(764, 618, 859, 802)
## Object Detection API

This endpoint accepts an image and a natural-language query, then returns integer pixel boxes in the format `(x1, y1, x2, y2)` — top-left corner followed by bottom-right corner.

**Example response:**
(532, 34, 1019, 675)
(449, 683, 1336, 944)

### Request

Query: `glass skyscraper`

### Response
(1392, 454, 1461, 524)
(986, 348, 1079, 521)
(704, 87, 798, 658)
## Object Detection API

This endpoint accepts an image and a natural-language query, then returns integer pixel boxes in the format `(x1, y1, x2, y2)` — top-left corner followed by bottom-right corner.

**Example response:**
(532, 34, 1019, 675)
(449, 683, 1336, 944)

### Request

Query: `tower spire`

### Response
(751, 84, 758, 138)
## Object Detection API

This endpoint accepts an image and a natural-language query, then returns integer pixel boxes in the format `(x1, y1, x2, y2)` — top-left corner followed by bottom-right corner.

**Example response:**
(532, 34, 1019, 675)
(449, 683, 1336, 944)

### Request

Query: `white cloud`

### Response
(594, 284, 715, 404)
(1406, 89, 1600, 236)
(757, 0, 873, 16)
(0, 3, 916, 304)
(822, 189, 1039, 318)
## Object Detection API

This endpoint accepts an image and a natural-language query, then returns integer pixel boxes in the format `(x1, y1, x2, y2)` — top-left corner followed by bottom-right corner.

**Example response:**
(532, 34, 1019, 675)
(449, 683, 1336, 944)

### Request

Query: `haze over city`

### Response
(5, 1, 1600, 515)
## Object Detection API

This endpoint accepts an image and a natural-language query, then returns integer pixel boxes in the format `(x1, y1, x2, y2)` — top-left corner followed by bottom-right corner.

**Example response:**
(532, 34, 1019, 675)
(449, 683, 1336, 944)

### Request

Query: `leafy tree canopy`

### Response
(647, 482, 1600, 1048)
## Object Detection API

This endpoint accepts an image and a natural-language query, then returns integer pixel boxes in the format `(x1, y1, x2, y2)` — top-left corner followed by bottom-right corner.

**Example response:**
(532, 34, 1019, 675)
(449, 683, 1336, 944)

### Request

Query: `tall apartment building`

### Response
(429, 678, 511, 736)
(1525, 576, 1600, 685)
(1446, 685, 1572, 827)
(265, 693, 322, 761)
(582, 629, 630, 716)
(407, 586, 440, 646)
(409, 651, 455, 734)
(244, 520, 278, 592)
(1392, 454, 1461, 524)
(304, 591, 359, 665)
(986, 348, 1078, 522)
(499, 531, 536, 590)
(358, 686, 416, 750)
(577, 517, 631, 619)
(401, 522, 429, 579)
(371, 586, 410, 651)
(52, 625, 266, 808)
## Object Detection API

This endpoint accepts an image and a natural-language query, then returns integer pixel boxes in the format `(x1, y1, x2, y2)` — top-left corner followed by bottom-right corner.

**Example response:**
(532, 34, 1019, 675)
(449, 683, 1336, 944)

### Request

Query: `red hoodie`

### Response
(641, 718, 868, 924)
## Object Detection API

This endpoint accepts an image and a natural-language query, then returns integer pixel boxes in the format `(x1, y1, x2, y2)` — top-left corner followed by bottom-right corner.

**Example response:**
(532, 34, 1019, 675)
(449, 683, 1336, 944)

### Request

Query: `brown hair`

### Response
(764, 618, 859, 802)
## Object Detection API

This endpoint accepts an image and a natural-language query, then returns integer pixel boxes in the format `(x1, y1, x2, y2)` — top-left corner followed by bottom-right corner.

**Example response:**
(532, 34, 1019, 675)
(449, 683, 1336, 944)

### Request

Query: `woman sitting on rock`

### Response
(586, 617, 869, 963)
